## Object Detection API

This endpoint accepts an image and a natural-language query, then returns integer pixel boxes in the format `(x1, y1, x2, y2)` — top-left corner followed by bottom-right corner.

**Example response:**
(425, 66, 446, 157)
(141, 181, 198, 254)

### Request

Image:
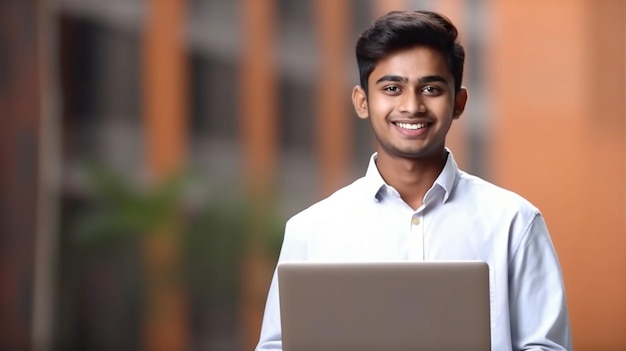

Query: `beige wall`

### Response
(488, 1, 626, 349)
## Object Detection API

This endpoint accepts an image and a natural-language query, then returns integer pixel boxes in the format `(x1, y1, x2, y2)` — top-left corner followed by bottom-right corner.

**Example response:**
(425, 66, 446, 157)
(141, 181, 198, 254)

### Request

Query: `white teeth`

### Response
(396, 122, 427, 130)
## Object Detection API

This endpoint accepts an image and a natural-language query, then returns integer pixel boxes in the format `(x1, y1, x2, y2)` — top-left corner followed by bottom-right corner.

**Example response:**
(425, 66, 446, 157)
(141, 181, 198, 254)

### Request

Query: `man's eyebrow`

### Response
(418, 75, 449, 85)
(375, 75, 408, 84)
(374, 74, 449, 85)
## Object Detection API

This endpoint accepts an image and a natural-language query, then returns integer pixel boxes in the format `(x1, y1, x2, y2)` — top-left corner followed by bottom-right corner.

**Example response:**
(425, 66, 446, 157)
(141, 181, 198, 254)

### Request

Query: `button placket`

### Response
(408, 213, 424, 261)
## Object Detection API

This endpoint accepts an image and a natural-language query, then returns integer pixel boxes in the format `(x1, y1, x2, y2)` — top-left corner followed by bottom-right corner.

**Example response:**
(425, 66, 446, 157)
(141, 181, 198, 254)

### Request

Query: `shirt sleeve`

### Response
(255, 270, 282, 351)
(255, 218, 309, 351)
(508, 213, 573, 351)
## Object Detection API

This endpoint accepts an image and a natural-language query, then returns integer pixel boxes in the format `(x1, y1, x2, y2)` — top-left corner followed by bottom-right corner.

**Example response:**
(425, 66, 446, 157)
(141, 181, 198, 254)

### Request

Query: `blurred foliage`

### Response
(56, 163, 285, 350)
(72, 164, 187, 248)
(70, 162, 284, 301)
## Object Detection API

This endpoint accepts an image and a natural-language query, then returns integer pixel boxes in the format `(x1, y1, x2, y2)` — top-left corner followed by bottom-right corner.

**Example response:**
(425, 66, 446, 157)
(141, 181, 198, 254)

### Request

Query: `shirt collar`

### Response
(363, 148, 461, 203)
(363, 153, 388, 201)
(437, 148, 460, 203)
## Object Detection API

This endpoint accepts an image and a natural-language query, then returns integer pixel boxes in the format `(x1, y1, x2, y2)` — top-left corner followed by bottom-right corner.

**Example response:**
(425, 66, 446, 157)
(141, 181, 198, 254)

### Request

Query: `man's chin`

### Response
(391, 146, 445, 160)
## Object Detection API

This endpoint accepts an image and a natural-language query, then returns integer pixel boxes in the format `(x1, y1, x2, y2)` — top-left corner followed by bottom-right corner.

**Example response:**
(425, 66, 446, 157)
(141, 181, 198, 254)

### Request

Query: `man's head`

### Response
(355, 10, 465, 95)
(351, 10, 468, 162)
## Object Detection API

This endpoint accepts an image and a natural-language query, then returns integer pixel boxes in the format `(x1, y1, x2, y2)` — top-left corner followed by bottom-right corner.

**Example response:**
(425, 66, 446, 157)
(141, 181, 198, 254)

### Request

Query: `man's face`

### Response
(352, 46, 467, 161)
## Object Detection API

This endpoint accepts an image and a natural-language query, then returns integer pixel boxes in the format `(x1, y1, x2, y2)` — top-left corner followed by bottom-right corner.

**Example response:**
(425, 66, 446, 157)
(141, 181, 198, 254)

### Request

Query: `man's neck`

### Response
(376, 151, 447, 210)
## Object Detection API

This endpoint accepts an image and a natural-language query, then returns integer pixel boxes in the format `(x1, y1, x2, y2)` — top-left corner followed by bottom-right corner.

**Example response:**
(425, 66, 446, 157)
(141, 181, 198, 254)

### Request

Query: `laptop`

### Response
(278, 261, 491, 351)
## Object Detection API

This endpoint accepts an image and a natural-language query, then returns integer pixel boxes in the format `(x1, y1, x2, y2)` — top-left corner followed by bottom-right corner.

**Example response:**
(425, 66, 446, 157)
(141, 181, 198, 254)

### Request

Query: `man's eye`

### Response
(422, 86, 441, 94)
(383, 86, 401, 93)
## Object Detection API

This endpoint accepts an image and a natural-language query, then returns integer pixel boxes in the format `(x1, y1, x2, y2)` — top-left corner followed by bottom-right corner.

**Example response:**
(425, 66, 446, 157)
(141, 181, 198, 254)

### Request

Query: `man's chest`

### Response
(304, 207, 508, 262)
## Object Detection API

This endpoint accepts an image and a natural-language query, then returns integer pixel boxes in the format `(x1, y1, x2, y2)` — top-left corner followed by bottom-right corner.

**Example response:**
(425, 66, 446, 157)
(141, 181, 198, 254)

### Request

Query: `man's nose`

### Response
(398, 92, 425, 115)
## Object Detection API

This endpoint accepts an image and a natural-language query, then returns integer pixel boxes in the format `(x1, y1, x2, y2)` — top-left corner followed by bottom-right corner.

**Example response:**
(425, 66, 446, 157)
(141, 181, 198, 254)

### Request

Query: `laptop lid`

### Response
(278, 261, 491, 351)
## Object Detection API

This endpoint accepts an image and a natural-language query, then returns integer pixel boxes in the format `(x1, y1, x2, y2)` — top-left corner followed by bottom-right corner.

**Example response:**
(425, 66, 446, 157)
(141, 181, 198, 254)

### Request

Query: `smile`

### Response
(394, 122, 429, 130)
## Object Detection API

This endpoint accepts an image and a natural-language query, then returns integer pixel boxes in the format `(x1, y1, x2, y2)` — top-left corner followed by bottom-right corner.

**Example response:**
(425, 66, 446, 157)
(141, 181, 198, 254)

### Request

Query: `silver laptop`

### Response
(278, 261, 491, 351)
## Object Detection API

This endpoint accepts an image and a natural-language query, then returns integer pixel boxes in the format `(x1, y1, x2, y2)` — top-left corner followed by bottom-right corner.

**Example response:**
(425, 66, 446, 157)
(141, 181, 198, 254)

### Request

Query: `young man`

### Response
(256, 10, 572, 351)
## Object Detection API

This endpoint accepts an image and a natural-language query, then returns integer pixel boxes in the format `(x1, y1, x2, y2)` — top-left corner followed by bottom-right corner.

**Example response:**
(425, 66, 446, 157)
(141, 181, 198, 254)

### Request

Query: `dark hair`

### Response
(355, 10, 465, 94)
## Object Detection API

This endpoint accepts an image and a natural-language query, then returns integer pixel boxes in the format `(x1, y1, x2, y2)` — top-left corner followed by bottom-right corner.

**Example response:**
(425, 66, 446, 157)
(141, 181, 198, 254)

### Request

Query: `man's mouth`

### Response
(394, 122, 430, 130)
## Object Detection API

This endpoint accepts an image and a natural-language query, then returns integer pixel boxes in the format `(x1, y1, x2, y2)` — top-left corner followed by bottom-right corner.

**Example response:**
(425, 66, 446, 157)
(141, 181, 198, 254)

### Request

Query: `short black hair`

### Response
(355, 10, 465, 94)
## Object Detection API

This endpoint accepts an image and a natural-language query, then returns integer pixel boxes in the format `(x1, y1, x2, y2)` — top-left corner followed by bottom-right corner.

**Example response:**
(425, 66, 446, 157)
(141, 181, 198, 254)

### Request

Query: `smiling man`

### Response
(255, 10, 572, 351)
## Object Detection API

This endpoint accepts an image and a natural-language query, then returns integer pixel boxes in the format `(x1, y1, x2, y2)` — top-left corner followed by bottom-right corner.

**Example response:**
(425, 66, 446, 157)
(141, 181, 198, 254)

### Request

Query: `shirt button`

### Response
(412, 217, 420, 225)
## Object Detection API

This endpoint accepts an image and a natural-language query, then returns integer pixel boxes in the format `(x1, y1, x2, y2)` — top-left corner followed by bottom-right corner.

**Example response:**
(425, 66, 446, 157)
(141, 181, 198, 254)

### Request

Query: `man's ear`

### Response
(352, 85, 369, 119)
(452, 87, 468, 120)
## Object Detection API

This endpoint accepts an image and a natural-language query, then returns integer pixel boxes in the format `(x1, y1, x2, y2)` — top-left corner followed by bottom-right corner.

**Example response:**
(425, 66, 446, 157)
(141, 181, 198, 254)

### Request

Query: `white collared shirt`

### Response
(256, 150, 572, 351)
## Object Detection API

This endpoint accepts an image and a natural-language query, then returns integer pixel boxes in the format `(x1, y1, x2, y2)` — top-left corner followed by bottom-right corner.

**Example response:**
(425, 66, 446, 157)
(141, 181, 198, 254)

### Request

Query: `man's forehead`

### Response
(368, 46, 452, 83)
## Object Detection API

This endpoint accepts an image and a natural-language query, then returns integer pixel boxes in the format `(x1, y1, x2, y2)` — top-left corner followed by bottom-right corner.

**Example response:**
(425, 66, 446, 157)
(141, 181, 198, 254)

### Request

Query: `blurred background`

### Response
(1, 0, 625, 350)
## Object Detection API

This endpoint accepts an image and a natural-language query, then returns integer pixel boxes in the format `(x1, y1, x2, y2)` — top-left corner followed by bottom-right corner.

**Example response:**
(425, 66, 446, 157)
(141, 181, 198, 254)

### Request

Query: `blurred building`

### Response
(50, 1, 462, 348)
(1, 0, 625, 350)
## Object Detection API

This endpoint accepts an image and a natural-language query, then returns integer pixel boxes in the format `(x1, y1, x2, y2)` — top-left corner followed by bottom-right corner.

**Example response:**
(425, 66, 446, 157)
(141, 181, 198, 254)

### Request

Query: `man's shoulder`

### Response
(456, 171, 540, 214)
